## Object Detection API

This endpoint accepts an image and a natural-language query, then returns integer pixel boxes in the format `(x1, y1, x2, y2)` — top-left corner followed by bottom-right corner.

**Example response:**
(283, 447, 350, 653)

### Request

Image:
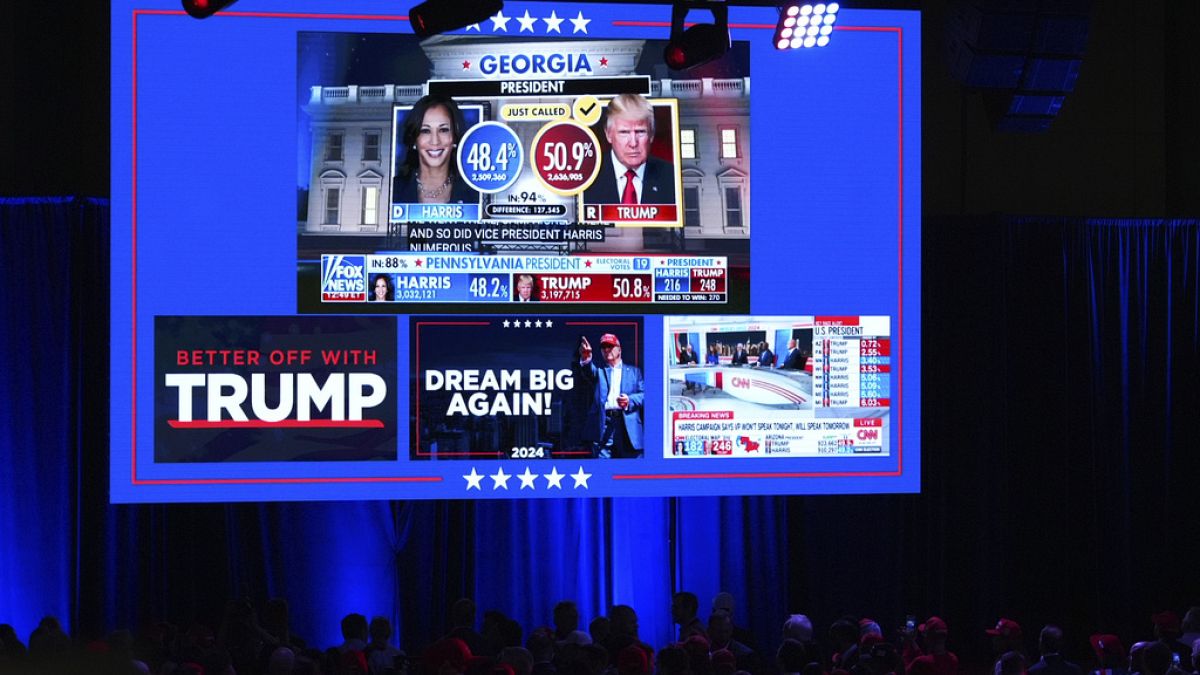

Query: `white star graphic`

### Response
(517, 10, 538, 33)
(513, 317, 521, 326)
(524, 319, 533, 327)
(490, 11, 511, 32)
(517, 467, 538, 490)
(535, 320, 543, 328)
(502, 319, 510, 328)
(544, 466, 565, 489)
(569, 11, 591, 34)
(545, 319, 554, 328)
(543, 10, 565, 33)
(463, 467, 484, 490)
(571, 466, 592, 489)
(490, 467, 512, 490)
(466, 23, 481, 31)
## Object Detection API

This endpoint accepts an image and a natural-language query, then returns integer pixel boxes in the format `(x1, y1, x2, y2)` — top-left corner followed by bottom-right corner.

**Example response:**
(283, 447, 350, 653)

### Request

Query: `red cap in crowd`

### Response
(987, 619, 1023, 640)
(600, 333, 621, 347)
(920, 617, 948, 636)
(1090, 634, 1125, 661)
(1153, 611, 1181, 634)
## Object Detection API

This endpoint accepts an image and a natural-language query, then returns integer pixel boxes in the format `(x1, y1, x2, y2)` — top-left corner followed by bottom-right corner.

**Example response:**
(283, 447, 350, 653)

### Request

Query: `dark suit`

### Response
(583, 155, 676, 205)
(756, 348, 775, 368)
(573, 358, 644, 457)
(781, 348, 804, 370)
(678, 348, 698, 365)
(1029, 655, 1083, 675)
(731, 349, 749, 366)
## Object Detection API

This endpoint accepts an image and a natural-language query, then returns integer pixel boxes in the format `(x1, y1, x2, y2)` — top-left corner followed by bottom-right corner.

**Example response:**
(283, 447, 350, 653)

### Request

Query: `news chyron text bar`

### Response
(321, 253, 728, 304)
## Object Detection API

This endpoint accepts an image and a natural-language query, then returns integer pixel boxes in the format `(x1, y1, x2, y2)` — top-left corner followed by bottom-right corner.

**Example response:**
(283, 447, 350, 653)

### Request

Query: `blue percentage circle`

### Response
(457, 121, 524, 194)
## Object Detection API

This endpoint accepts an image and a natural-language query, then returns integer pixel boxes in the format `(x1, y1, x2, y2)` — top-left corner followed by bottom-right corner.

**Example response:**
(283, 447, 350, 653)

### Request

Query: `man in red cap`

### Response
(1088, 633, 1128, 675)
(903, 617, 958, 675)
(575, 332, 644, 458)
(1151, 610, 1192, 665)
(987, 619, 1026, 661)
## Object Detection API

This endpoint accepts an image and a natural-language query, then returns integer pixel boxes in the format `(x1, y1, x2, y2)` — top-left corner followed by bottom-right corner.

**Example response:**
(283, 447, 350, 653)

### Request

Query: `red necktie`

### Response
(621, 169, 637, 204)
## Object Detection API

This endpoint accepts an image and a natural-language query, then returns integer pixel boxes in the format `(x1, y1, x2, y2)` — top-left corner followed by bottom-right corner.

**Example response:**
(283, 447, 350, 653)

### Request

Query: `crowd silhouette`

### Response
(2, 598, 1198, 675)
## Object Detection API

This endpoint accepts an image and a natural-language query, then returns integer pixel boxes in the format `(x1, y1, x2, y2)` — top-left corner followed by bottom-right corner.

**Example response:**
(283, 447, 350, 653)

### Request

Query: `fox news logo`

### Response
(321, 255, 367, 302)
(479, 52, 593, 77)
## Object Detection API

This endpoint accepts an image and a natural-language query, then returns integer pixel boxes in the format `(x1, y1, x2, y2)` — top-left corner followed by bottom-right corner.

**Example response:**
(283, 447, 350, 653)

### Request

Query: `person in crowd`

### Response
(778, 639, 810, 675)
(589, 617, 611, 649)
(0, 624, 27, 661)
(365, 616, 405, 675)
(783, 614, 815, 647)
(830, 619, 860, 670)
(618, 644, 652, 675)
(391, 95, 479, 205)
(446, 599, 488, 658)
(1089, 633, 1128, 675)
(527, 627, 557, 675)
(711, 593, 757, 651)
(987, 620, 1027, 661)
(499, 646, 534, 675)
(996, 651, 1027, 675)
(673, 592, 707, 641)
(604, 605, 654, 670)
(903, 616, 958, 675)
(1028, 625, 1082, 675)
(553, 602, 580, 644)
(1130, 641, 1153, 675)
(1140, 642, 1175, 675)
(1152, 612, 1193, 666)
(709, 609, 758, 675)
(1180, 609, 1200, 650)
(340, 614, 370, 654)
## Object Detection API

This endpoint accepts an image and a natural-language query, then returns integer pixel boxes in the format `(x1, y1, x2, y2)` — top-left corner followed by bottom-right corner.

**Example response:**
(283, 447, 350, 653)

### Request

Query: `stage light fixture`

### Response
(409, 0, 503, 39)
(663, 2, 731, 71)
(182, 0, 239, 19)
(774, 2, 839, 49)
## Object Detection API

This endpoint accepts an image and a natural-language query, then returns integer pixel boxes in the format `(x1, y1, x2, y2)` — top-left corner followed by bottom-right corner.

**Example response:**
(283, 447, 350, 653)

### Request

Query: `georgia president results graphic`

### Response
(154, 316, 397, 462)
(410, 315, 644, 460)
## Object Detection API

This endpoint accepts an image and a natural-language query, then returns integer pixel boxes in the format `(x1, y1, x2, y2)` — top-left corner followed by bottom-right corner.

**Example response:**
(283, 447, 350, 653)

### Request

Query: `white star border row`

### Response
(463, 10, 592, 34)
(462, 465, 593, 490)
(500, 318, 557, 328)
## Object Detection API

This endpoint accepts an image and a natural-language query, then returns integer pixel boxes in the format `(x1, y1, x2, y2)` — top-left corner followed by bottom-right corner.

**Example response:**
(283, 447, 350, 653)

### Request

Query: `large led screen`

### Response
(110, 0, 921, 501)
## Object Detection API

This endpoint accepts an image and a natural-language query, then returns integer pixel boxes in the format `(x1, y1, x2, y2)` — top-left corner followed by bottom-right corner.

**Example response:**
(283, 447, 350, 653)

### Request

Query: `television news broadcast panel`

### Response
(110, 0, 921, 502)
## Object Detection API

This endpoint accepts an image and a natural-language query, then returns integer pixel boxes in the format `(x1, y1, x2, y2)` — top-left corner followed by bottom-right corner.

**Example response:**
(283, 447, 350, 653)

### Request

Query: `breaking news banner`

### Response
(665, 315, 892, 459)
(154, 316, 397, 462)
(410, 315, 644, 460)
(325, 253, 727, 305)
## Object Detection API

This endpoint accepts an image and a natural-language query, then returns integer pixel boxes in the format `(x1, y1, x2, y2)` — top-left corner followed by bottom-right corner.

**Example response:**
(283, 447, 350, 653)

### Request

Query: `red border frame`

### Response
(128, 11, 908, 486)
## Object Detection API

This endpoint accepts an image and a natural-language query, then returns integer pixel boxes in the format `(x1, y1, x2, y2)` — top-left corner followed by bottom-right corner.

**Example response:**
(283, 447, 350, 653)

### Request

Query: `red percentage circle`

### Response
(529, 121, 601, 196)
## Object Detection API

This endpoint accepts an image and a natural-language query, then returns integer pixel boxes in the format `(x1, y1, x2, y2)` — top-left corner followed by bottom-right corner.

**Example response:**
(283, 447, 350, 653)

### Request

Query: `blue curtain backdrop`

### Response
(3, 200, 1200, 663)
